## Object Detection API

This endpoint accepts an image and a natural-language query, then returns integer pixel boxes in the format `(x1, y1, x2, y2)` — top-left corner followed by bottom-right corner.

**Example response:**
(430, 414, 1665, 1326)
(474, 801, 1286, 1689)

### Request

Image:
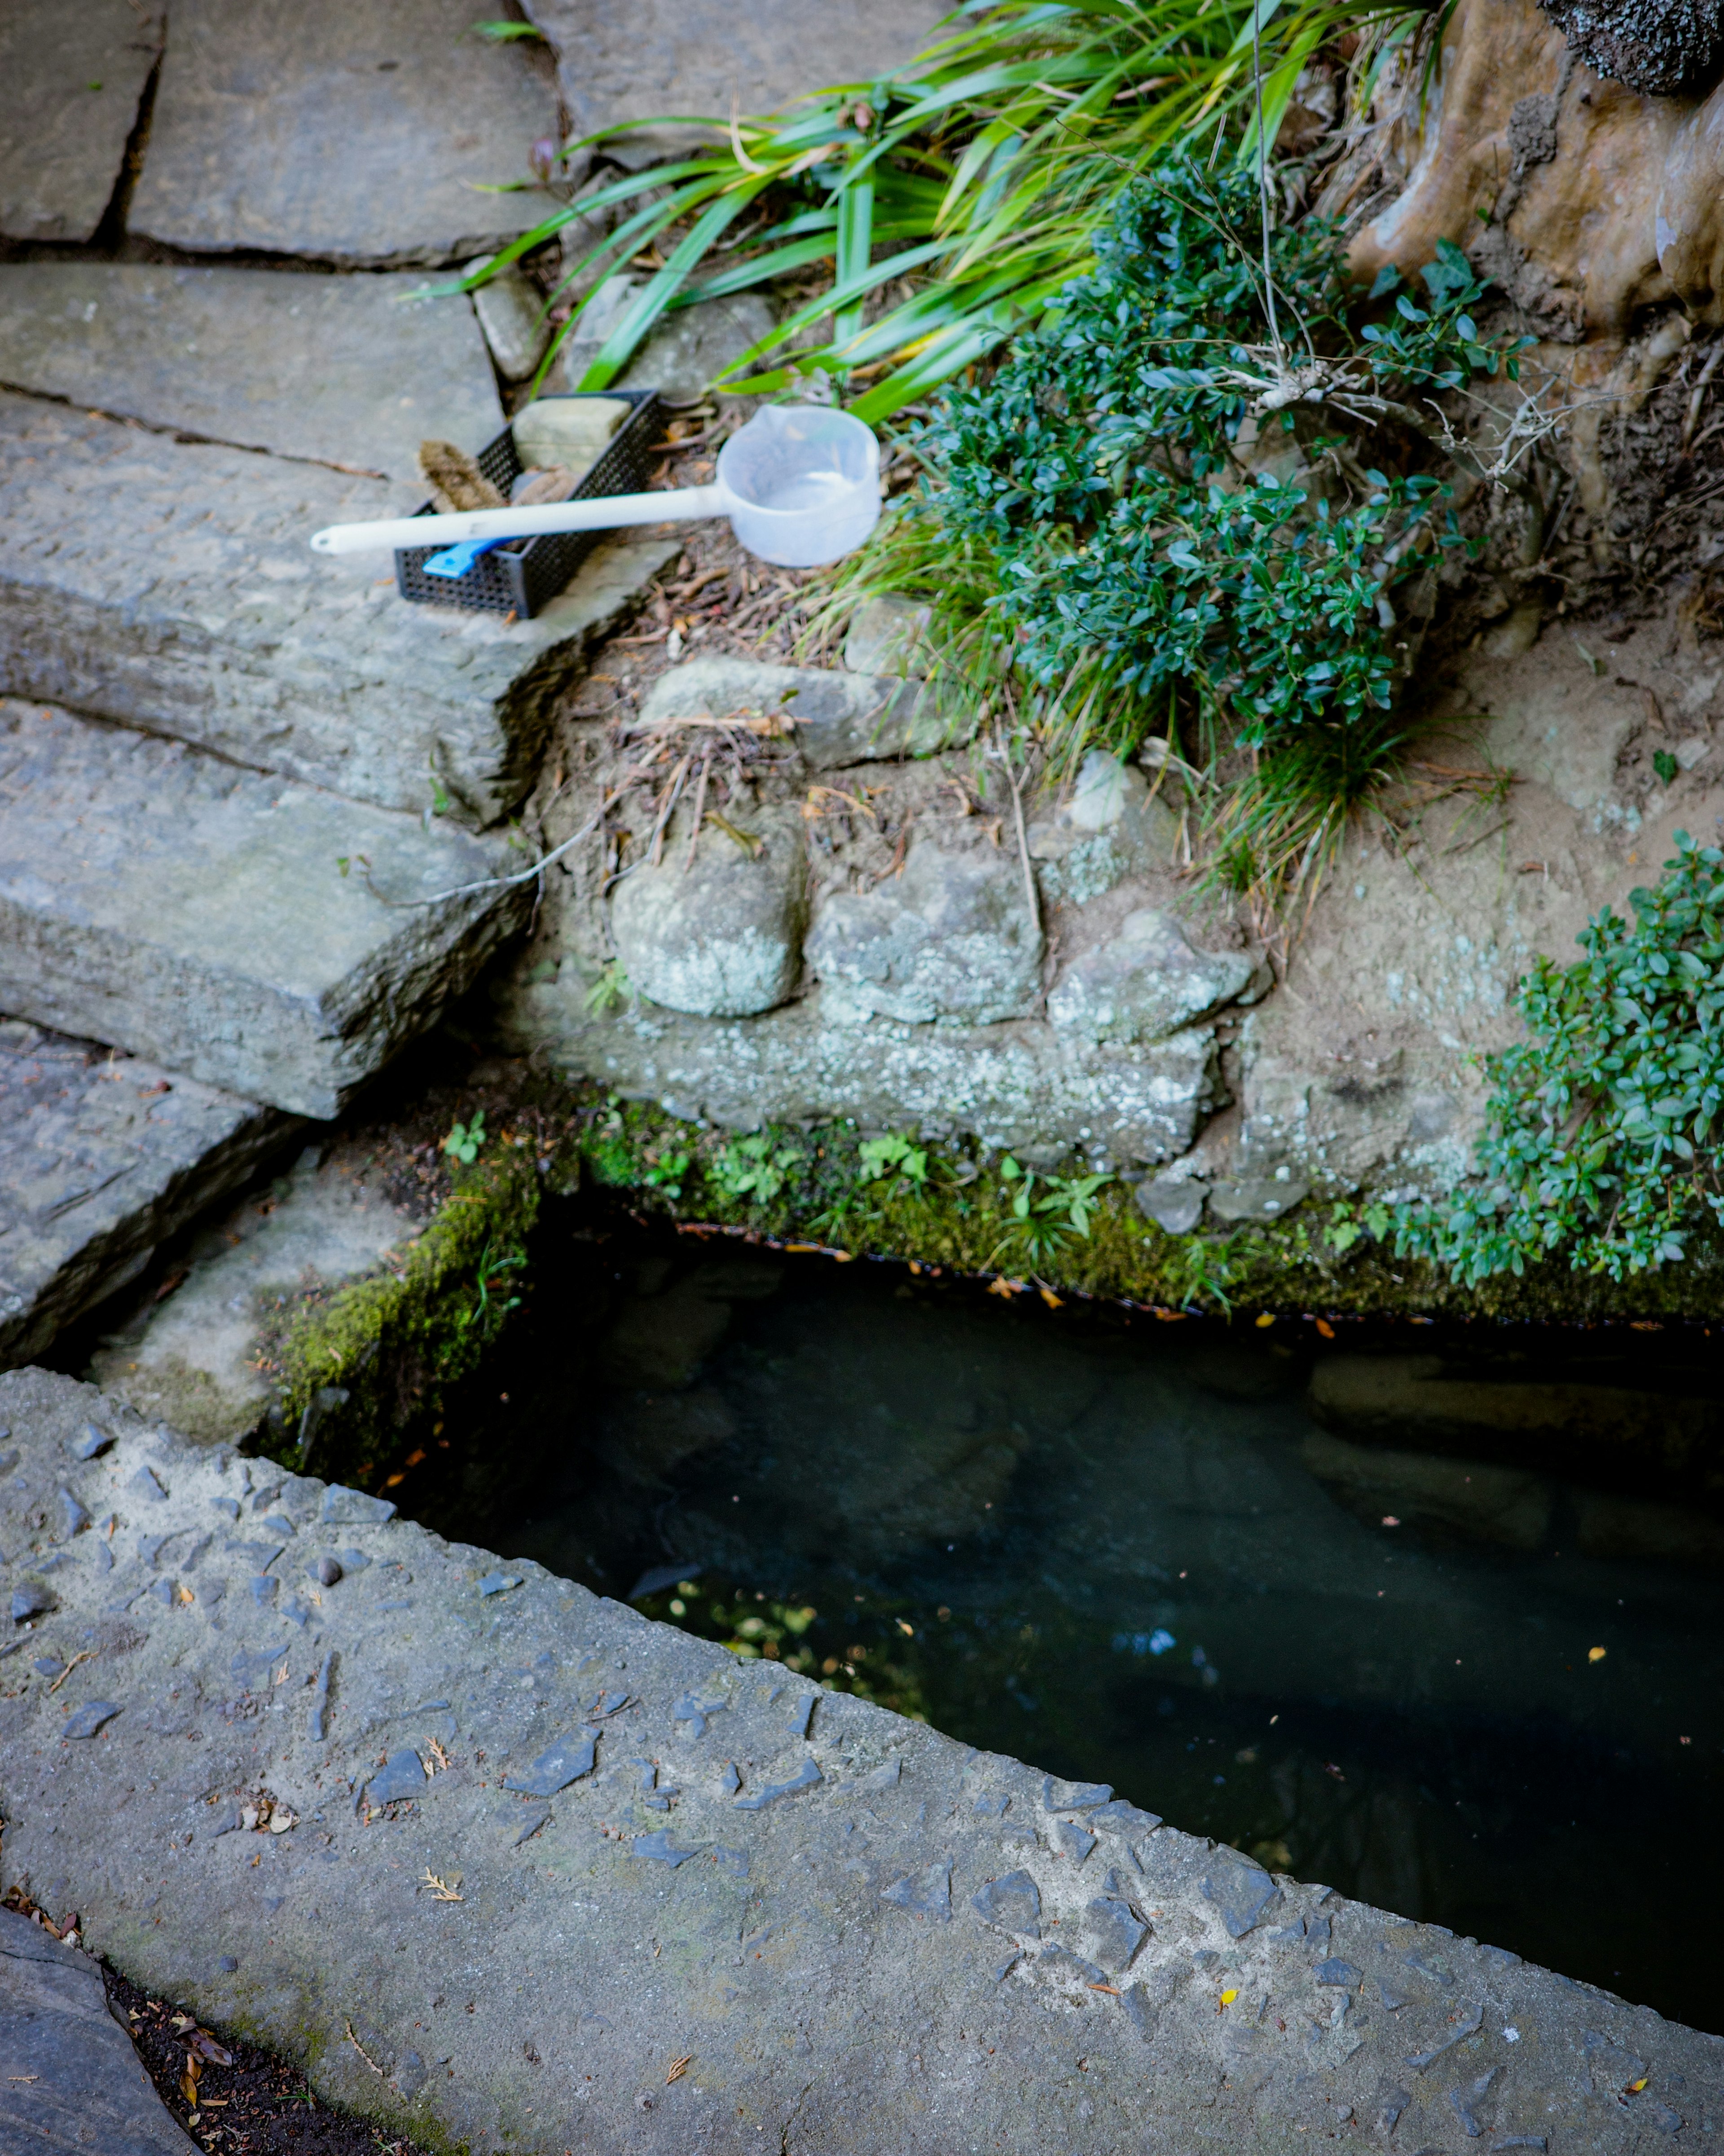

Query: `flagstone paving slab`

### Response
(522, 0, 944, 165)
(0, 0, 163, 244)
(0, 701, 531, 1120)
(0, 393, 678, 826)
(0, 1023, 292, 1373)
(0, 265, 501, 486)
(127, 0, 562, 267)
(0, 1905, 198, 2155)
(3, 1362, 1715, 2155)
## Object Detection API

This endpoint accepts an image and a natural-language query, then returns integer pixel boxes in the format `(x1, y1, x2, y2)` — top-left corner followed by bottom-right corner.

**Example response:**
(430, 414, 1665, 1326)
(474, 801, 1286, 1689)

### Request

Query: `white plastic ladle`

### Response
(308, 403, 882, 570)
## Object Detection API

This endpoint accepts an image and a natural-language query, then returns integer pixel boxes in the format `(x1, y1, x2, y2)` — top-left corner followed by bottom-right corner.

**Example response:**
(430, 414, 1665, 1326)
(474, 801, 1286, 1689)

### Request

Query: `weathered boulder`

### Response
(0, 1906, 197, 2155)
(1029, 752, 1178, 908)
(0, 701, 530, 1119)
(611, 807, 809, 1018)
(0, 393, 676, 824)
(0, 1021, 293, 1371)
(0, 263, 501, 485)
(0, 1, 163, 244)
(1048, 908, 1254, 1044)
(126, 0, 562, 266)
(808, 838, 1043, 1025)
(638, 657, 967, 769)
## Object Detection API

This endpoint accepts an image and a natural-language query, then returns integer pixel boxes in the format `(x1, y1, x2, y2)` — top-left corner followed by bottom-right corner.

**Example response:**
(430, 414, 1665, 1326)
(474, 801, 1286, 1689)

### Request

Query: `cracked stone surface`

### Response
(0, 1364, 1718, 2152)
(496, 986, 1223, 1162)
(0, 393, 679, 825)
(0, 265, 501, 485)
(0, 1022, 293, 1373)
(0, 1, 163, 245)
(522, 0, 944, 167)
(0, 1905, 196, 2155)
(126, 0, 562, 267)
(0, 701, 531, 1120)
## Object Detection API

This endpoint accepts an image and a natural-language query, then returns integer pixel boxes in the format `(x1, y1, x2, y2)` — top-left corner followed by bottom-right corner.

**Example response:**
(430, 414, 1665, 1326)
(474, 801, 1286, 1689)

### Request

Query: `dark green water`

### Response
(418, 1226, 1724, 2033)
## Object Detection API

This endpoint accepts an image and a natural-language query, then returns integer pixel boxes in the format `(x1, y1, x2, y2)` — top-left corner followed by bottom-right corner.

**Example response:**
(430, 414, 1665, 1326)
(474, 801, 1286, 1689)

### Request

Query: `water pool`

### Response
(413, 1229, 1724, 2032)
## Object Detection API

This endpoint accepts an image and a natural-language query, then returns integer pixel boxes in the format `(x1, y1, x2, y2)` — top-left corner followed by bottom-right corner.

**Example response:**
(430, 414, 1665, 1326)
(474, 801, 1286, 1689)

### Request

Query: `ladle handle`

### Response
(309, 484, 727, 556)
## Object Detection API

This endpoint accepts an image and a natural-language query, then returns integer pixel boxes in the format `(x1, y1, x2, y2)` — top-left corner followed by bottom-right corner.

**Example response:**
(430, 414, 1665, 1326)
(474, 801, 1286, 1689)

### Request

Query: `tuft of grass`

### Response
(455, 0, 1435, 416)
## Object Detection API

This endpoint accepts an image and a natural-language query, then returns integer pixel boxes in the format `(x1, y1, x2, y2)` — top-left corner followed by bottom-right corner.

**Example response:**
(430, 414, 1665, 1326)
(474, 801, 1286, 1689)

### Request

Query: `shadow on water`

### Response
(401, 1213, 1724, 2033)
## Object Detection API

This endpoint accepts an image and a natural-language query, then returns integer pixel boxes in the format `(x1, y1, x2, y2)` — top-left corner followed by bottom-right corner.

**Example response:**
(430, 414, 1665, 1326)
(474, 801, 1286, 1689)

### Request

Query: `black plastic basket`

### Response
(394, 388, 664, 619)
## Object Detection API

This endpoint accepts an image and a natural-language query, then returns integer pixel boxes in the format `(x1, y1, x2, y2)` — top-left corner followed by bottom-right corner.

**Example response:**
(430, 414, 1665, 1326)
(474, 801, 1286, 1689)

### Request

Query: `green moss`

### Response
(255, 1134, 544, 1485)
(570, 1089, 1724, 1324)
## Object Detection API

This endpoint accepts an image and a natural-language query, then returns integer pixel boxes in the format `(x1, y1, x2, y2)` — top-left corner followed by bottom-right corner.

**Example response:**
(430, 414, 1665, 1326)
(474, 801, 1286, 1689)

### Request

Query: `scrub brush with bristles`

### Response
(417, 439, 506, 512)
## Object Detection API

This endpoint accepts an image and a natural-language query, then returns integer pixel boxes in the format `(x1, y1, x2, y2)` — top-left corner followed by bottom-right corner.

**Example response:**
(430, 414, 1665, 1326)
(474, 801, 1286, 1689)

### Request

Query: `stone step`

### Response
(0, 391, 677, 825)
(0, 1019, 292, 1372)
(87, 1142, 425, 1447)
(0, 700, 530, 1120)
(0, 1, 162, 245)
(124, 0, 561, 267)
(0, 263, 501, 486)
(2, 1361, 1716, 2153)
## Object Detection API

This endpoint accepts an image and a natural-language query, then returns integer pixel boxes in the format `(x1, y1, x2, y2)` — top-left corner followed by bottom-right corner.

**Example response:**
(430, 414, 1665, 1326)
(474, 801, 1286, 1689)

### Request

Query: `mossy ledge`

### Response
(253, 1128, 547, 1485)
(574, 1085, 1724, 1326)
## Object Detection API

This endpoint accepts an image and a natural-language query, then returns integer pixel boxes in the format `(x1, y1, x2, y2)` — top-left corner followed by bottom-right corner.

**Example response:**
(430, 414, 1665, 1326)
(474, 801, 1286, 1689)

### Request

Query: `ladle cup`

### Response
(308, 405, 881, 570)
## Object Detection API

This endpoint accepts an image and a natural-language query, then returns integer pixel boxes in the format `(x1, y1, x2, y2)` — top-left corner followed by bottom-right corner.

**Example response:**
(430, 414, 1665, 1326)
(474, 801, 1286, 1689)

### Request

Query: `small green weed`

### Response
(440, 1110, 486, 1166)
(583, 960, 631, 1016)
(1324, 1199, 1392, 1254)
(642, 1148, 692, 1201)
(990, 1157, 1113, 1270)
(858, 1133, 930, 1190)
(711, 1134, 805, 1205)
(457, 1237, 526, 1335)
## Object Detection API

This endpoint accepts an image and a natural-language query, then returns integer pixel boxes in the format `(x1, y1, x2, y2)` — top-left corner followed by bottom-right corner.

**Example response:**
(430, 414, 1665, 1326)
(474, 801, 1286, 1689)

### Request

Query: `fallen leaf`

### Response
(1588, 1646, 1606, 1663)
(666, 2055, 693, 2084)
(189, 2032, 233, 2066)
(1039, 1287, 1063, 1309)
(1254, 1312, 1275, 1329)
(1219, 1989, 1239, 2008)
(1314, 1318, 1335, 1339)
(1086, 1982, 1121, 1996)
(423, 1869, 464, 1902)
(1627, 2078, 1649, 2093)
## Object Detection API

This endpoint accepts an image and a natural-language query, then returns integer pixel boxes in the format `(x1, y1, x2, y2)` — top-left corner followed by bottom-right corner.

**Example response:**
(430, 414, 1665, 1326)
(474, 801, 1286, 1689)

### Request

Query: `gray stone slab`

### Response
(0, 701, 531, 1119)
(0, 1021, 292, 1371)
(0, 1361, 1719, 2155)
(0, 393, 679, 825)
(0, 1, 163, 244)
(0, 1905, 196, 2155)
(127, 0, 562, 267)
(86, 1144, 423, 1445)
(0, 265, 501, 485)
(522, 0, 944, 166)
